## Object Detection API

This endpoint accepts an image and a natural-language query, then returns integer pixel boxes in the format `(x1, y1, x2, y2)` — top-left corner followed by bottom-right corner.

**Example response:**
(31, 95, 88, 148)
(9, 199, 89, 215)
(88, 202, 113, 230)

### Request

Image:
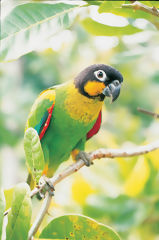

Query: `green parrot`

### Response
(25, 64, 123, 189)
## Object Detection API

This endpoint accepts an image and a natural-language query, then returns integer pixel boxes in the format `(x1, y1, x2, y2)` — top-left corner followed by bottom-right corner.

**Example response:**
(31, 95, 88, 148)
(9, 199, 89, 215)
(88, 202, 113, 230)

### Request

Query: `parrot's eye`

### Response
(94, 70, 106, 82)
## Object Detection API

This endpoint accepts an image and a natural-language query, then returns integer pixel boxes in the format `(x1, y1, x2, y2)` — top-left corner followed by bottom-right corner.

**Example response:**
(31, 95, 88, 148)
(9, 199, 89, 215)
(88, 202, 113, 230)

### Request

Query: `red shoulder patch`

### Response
(39, 103, 55, 140)
(86, 111, 102, 140)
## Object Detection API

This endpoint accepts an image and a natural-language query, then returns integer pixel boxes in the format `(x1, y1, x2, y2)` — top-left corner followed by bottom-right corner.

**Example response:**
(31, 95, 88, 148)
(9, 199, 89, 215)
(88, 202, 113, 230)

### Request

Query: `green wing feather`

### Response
(25, 88, 56, 188)
(25, 88, 56, 132)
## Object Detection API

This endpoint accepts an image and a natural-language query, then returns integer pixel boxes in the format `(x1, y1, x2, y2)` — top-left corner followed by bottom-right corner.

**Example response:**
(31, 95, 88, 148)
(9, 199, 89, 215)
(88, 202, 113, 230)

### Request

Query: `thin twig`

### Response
(143, 215, 159, 224)
(122, 1, 159, 17)
(28, 140, 159, 239)
(137, 107, 159, 118)
(28, 193, 52, 240)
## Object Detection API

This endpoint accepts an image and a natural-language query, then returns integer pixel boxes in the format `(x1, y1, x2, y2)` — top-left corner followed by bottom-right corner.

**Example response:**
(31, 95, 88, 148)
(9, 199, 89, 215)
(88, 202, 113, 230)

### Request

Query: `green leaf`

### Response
(139, 1, 159, 8)
(24, 127, 45, 183)
(84, 1, 102, 6)
(4, 188, 14, 210)
(40, 214, 120, 240)
(99, 1, 159, 21)
(99, 1, 149, 18)
(99, 1, 124, 11)
(6, 183, 32, 240)
(81, 18, 142, 36)
(0, 189, 6, 239)
(0, 3, 78, 62)
(34, 239, 64, 240)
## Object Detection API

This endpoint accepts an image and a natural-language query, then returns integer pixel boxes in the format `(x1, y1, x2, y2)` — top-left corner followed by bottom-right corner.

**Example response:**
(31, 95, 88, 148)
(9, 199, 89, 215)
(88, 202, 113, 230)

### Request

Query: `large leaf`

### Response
(4, 187, 14, 211)
(99, 0, 159, 29)
(0, 3, 78, 62)
(81, 18, 142, 36)
(24, 127, 45, 183)
(147, 1, 159, 8)
(40, 214, 120, 240)
(0, 189, 6, 239)
(6, 183, 32, 240)
(99, 1, 154, 19)
(85, 1, 101, 6)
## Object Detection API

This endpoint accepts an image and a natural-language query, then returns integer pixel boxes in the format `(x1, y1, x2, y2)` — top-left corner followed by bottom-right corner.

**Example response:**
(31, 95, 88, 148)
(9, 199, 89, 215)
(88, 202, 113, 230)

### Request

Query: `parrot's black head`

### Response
(74, 64, 123, 102)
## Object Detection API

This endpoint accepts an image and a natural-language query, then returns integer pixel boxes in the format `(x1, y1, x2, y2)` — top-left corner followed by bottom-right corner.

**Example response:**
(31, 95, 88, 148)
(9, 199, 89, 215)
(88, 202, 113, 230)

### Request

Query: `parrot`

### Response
(25, 64, 123, 189)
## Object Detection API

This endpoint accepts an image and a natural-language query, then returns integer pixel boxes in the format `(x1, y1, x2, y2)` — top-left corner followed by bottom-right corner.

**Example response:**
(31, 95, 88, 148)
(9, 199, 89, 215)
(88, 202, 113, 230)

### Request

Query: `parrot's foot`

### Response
(76, 151, 93, 167)
(38, 176, 55, 198)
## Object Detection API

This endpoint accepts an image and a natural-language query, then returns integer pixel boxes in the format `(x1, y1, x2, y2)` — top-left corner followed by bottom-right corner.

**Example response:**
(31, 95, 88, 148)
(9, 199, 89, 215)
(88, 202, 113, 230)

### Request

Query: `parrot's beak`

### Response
(102, 80, 121, 102)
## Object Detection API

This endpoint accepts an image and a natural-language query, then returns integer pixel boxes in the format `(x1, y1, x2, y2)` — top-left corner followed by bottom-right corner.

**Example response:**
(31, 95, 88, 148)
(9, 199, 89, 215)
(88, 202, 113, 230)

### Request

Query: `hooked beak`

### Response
(102, 80, 121, 102)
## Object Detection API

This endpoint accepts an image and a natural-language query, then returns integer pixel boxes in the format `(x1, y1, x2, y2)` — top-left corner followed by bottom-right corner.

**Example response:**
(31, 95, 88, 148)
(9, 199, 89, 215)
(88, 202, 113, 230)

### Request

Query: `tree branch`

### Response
(137, 107, 159, 118)
(28, 193, 52, 240)
(30, 140, 159, 199)
(122, 1, 159, 17)
(28, 140, 159, 239)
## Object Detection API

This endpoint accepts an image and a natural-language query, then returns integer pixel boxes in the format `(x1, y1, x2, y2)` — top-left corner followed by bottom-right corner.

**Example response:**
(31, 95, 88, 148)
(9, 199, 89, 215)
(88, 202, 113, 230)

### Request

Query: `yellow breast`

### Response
(64, 83, 103, 124)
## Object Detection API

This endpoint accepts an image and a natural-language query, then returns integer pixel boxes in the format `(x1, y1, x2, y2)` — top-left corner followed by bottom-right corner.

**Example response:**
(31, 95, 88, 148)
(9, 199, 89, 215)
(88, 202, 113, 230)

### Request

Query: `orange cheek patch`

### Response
(84, 81, 105, 96)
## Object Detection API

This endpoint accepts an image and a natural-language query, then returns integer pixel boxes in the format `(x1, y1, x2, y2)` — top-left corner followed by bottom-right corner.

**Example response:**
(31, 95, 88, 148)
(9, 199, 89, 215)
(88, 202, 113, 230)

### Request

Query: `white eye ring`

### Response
(94, 70, 107, 82)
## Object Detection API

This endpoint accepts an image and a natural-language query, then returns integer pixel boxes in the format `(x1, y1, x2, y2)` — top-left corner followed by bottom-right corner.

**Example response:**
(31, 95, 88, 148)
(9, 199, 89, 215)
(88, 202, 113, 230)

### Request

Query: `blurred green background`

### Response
(1, 1, 159, 239)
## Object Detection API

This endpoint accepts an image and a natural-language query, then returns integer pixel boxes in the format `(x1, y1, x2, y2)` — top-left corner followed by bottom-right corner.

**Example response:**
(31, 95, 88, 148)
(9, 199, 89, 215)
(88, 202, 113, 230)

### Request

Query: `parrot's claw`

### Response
(38, 176, 55, 198)
(76, 151, 93, 167)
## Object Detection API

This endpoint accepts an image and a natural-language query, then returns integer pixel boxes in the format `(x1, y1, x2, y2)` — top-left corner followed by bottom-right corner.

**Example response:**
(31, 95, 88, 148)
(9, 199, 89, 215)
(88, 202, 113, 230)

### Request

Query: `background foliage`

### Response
(0, 1, 159, 239)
